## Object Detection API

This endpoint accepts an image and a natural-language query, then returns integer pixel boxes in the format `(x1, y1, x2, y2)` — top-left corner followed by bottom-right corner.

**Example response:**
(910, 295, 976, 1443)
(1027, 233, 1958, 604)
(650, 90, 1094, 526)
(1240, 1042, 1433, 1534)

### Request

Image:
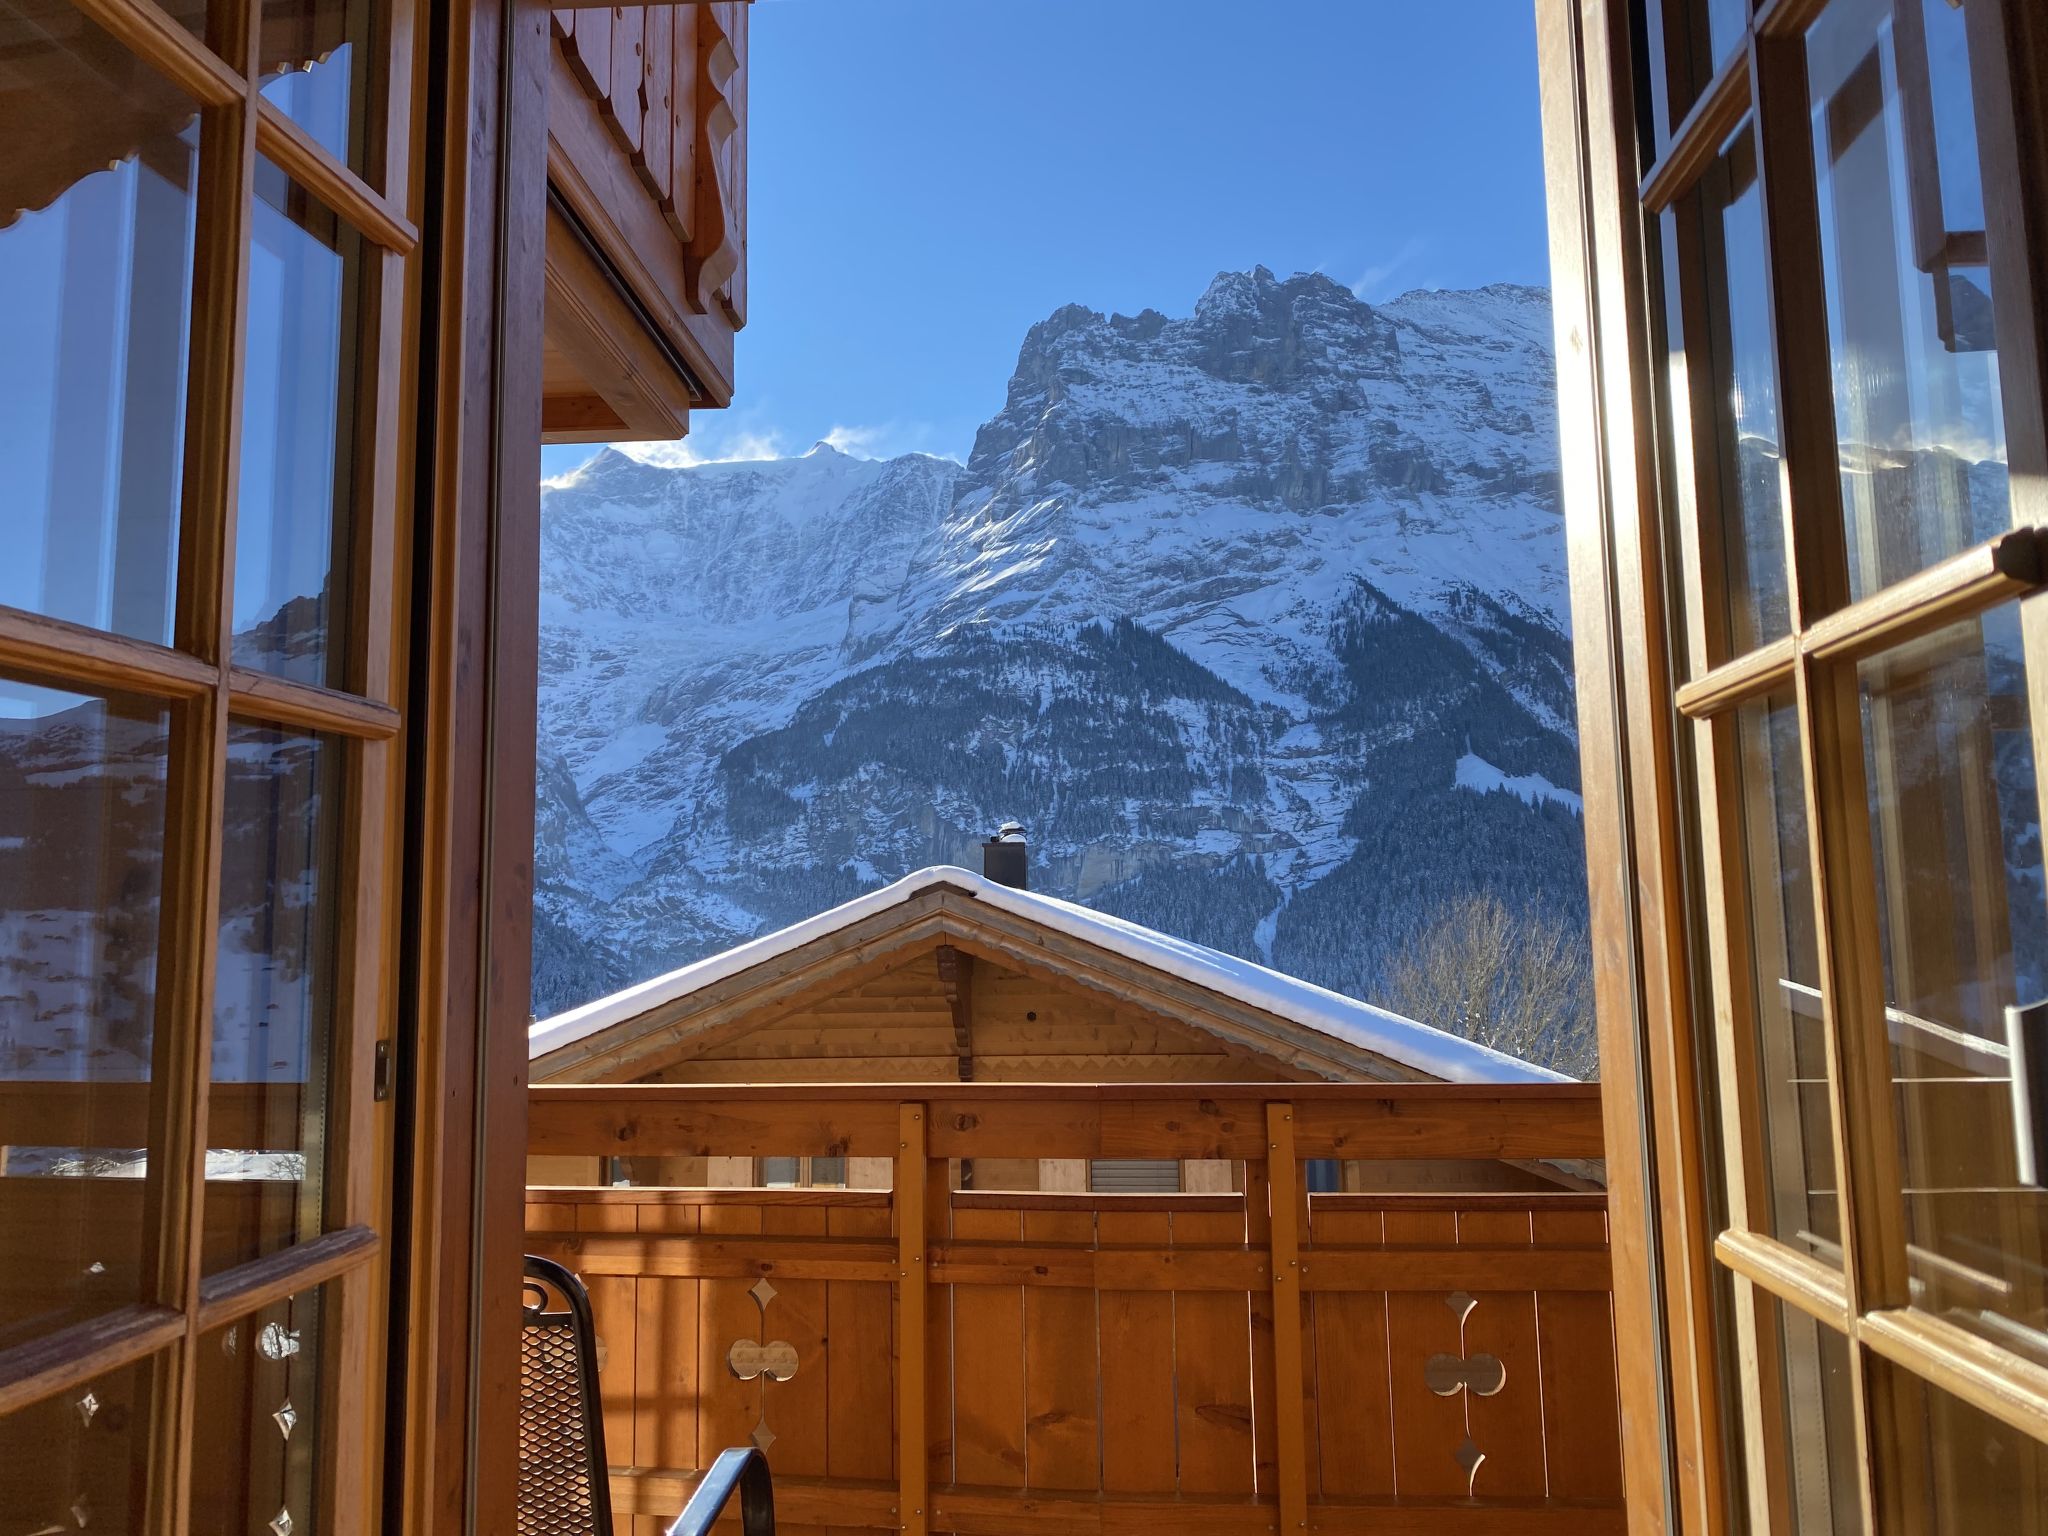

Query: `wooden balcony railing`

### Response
(524, 1083, 1623, 1535)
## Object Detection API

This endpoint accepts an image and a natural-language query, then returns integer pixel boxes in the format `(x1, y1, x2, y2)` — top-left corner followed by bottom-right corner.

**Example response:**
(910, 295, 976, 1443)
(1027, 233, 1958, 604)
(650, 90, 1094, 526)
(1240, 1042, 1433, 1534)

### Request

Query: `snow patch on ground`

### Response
(1454, 751, 1583, 813)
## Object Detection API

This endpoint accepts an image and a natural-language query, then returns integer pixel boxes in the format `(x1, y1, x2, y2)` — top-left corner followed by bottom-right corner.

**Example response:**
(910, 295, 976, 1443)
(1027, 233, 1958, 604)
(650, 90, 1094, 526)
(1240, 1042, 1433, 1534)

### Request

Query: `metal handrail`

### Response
(666, 1446, 776, 1536)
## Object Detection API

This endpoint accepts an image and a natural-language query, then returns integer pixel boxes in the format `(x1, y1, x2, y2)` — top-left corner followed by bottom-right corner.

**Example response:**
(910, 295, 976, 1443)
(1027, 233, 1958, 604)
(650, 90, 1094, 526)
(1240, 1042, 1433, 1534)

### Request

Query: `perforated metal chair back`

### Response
(519, 1254, 614, 1536)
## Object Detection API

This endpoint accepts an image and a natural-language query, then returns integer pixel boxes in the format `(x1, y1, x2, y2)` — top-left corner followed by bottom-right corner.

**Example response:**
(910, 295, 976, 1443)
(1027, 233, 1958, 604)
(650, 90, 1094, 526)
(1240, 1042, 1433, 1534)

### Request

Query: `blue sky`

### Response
(541, 0, 1552, 480)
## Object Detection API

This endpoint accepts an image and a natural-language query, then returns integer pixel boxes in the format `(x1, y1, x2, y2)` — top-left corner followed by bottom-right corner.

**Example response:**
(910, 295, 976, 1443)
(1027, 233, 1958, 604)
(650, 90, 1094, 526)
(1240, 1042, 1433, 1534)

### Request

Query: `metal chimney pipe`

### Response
(982, 821, 1027, 890)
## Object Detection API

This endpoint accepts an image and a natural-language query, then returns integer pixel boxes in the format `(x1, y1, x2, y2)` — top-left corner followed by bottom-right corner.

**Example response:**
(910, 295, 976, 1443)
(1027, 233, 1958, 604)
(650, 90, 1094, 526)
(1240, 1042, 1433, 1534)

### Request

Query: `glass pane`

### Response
(1688, 120, 1791, 655)
(1806, 0, 2012, 602)
(259, 0, 373, 174)
(0, 680, 169, 1350)
(1860, 608, 2048, 1368)
(1768, 1301, 1860, 1533)
(1882, 1363, 2048, 1529)
(1665, 0, 1750, 124)
(0, 5, 199, 647)
(194, 1287, 327, 1536)
(206, 725, 344, 1274)
(1735, 693, 1839, 1257)
(235, 160, 364, 692)
(1705, 0, 1748, 74)
(0, 1351, 157, 1531)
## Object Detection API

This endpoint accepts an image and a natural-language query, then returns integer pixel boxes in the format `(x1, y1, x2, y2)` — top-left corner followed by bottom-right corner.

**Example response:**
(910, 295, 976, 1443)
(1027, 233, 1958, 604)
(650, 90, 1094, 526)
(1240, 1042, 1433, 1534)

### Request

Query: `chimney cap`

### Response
(992, 820, 1026, 843)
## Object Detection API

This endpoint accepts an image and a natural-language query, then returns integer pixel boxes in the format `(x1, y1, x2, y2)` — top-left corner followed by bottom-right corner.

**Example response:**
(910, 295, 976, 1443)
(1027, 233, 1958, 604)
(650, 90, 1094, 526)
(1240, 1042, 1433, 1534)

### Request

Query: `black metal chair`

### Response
(518, 1255, 615, 1536)
(519, 1255, 777, 1536)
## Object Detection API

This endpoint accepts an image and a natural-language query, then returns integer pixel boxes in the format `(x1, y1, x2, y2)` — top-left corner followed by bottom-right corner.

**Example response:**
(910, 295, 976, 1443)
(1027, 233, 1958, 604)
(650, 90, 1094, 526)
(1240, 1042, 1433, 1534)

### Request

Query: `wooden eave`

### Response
(530, 881, 1437, 1086)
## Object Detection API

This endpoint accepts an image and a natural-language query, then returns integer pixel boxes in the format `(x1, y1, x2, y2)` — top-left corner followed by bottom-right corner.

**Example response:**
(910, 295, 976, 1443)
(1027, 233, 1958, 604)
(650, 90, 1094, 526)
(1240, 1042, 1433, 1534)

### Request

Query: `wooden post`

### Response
(896, 1101, 930, 1536)
(1265, 1102, 1309, 1534)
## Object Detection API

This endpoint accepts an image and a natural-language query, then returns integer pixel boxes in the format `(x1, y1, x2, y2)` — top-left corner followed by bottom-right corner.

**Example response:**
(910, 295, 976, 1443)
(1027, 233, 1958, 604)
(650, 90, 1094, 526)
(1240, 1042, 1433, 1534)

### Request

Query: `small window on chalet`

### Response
(1088, 1160, 1180, 1194)
(760, 1156, 848, 1189)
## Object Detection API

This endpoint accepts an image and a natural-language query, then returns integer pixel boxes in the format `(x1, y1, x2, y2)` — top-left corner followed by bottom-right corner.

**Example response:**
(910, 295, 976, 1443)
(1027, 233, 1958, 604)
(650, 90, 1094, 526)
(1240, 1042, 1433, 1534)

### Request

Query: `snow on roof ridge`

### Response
(528, 865, 1570, 1084)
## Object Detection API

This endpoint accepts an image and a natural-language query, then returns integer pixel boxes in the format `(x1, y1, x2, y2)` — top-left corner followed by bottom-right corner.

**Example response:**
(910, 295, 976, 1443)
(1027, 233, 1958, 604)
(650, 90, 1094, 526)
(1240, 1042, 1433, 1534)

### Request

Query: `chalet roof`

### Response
(529, 866, 1568, 1085)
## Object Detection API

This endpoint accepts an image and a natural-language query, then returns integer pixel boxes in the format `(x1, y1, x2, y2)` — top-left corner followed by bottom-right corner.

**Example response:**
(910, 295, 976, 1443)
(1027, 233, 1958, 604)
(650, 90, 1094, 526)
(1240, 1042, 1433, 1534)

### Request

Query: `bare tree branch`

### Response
(1379, 890, 1597, 1079)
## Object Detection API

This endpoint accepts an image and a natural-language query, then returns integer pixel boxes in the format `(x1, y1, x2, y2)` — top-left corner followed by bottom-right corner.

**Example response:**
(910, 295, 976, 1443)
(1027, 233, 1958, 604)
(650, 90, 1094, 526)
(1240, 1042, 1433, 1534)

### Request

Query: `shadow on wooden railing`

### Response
(525, 1083, 1623, 1535)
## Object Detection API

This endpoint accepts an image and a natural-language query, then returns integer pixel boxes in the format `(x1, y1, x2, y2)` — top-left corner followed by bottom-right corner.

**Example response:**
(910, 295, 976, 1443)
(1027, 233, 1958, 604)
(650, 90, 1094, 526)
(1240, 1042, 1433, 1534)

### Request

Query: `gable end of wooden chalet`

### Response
(529, 866, 1595, 1194)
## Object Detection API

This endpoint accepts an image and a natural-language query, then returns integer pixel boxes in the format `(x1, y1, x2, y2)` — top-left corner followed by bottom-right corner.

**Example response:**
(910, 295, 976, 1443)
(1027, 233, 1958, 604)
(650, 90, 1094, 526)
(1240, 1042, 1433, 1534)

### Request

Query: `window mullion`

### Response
(142, 0, 260, 1524)
(1745, 21, 1924, 1529)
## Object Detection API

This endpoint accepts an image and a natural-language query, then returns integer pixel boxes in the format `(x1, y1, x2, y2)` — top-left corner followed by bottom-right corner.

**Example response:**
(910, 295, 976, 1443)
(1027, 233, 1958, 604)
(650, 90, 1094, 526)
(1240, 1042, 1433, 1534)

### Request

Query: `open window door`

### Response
(1538, 0, 2048, 1531)
(0, 0, 717, 1527)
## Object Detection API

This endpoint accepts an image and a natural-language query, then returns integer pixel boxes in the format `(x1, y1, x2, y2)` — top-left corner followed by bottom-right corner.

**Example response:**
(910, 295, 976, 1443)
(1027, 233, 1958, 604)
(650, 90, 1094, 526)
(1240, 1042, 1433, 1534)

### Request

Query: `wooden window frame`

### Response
(1544, 0, 2048, 1530)
(0, 0, 421, 1528)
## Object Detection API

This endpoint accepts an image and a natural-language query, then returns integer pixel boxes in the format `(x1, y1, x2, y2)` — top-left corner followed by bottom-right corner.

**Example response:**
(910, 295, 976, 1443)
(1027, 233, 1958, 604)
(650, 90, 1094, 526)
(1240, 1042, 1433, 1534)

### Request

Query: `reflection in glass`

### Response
(1690, 121, 1790, 654)
(0, 4, 199, 646)
(0, 1353, 156, 1531)
(0, 681, 169, 1351)
(235, 159, 363, 692)
(259, 0, 373, 173)
(1705, 0, 1748, 75)
(206, 725, 343, 1274)
(1860, 608, 2048, 1368)
(1735, 694, 1838, 1257)
(1807, 0, 2011, 601)
(1770, 1303, 1859, 1533)
(1884, 1363, 2048, 1529)
(194, 1287, 325, 1536)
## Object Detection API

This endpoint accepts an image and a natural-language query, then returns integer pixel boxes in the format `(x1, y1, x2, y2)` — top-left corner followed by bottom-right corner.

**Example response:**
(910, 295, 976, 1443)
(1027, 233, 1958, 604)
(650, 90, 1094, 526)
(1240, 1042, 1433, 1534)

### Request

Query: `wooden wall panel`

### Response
(1172, 1208, 1256, 1495)
(1458, 1208, 1549, 1497)
(522, 1097, 1624, 1531)
(1383, 1210, 1472, 1497)
(1021, 1210, 1099, 1490)
(947, 1207, 1028, 1487)
(1097, 1208, 1177, 1494)
(1307, 1207, 1395, 1496)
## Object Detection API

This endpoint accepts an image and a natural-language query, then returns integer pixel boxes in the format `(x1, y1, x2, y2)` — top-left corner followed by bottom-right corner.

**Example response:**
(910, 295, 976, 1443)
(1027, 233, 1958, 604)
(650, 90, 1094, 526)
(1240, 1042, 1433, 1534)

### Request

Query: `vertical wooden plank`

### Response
(1534, 6, 1688, 1528)
(1098, 1208, 1176, 1495)
(925, 1160, 952, 1495)
(1384, 1208, 1469, 1497)
(1457, 1206, 1548, 1498)
(633, 1204, 700, 1493)
(1307, 1208, 1394, 1496)
(1533, 1208, 1625, 1502)
(640, 3, 672, 202)
(950, 1206, 1027, 1487)
(761, 1205, 830, 1482)
(667, 3, 697, 238)
(575, 5, 610, 100)
(827, 1205, 896, 1494)
(1244, 1160, 1279, 1497)
(895, 1103, 929, 1536)
(578, 1203, 637, 1536)
(1262, 1106, 1309, 1533)
(1022, 1209, 1098, 1491)
(696, 1201, 765, 1471)
(1172, 1207, 1255, 1496)
(608, 3, 644, 155)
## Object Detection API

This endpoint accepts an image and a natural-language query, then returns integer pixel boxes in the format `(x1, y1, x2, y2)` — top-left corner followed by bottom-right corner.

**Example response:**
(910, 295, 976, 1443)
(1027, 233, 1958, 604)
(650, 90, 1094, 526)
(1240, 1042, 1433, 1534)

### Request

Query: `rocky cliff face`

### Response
(530, 267, 1589, 1022)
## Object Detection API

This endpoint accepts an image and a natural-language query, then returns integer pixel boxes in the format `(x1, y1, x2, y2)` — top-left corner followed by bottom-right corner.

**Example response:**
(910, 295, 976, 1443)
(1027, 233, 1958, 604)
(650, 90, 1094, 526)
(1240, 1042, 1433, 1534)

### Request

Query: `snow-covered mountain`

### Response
(532, 266, 1591, 1021)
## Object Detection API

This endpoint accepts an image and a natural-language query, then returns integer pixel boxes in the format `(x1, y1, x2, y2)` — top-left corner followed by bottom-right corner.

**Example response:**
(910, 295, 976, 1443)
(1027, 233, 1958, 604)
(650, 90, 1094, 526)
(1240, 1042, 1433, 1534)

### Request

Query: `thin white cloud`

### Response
(616, 426, 787, 469)
(821, 423, 887, 457)
(1352, 237, 1430, 302)
(817, 420, 963, 463)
